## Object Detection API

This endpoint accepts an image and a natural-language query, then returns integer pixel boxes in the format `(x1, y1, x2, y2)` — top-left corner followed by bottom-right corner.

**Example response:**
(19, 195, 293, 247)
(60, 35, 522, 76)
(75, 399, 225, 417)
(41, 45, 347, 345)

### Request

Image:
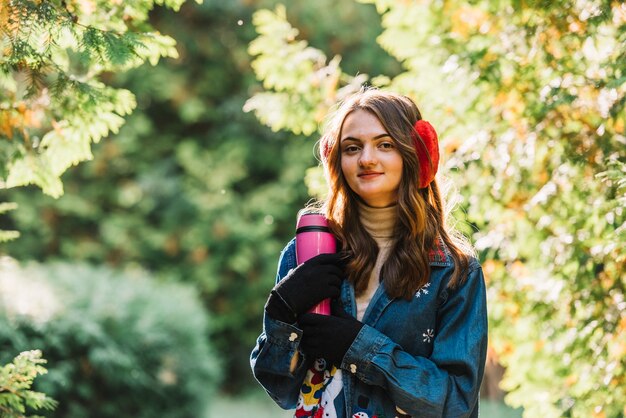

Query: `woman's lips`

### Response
(358, 172, 383, 179)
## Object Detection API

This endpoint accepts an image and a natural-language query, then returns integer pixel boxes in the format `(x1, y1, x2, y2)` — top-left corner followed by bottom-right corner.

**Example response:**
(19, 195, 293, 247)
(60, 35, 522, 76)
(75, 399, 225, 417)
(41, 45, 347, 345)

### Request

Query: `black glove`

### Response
(298, 300, 364, 367)
(264, 253, 345, 324)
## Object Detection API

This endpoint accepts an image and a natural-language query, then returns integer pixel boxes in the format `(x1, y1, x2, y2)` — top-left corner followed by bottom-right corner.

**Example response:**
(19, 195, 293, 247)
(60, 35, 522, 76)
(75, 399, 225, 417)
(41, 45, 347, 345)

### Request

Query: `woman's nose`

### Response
(358, 145, 377, 166)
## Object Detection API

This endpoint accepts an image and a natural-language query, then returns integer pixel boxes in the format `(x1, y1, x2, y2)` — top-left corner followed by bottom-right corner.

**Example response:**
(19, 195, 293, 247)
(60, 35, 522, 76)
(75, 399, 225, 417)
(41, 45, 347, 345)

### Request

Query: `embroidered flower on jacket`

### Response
(415, 282, 431, 298)
(423, 328, 434, 343)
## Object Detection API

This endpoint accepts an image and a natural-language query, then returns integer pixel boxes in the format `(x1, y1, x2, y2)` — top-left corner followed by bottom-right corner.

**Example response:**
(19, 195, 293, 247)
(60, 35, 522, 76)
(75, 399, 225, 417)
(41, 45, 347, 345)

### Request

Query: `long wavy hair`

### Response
(318, 88, 473, 299)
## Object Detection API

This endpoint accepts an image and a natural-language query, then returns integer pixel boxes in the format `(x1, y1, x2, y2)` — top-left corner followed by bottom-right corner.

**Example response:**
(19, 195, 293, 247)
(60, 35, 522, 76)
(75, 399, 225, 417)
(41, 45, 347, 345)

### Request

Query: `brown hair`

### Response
(318, 88, 473, 299)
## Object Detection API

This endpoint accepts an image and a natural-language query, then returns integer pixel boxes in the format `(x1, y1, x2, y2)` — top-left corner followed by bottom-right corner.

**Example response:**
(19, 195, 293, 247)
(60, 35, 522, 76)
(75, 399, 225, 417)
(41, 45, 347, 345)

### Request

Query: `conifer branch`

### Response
(1, 0, 183, 196)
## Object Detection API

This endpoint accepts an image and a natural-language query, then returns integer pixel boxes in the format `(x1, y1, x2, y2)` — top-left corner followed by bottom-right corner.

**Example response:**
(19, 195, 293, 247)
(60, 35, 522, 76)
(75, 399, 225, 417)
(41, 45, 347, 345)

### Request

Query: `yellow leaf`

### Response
(443, 135, 463, 154)
(510, 260, 528, 279)
(483, 259, 497, 275)
(504, 304, 520, 319)
(568, 18, 586, 34)
(608, 332, 626, 360)
(0, 112, 15, 139)
(1, 2, 19, 37)
(613, 117, 624, 134)
(450, 5, 489, 39)
(593, 407, 606, 418)
(565, 374, 578, 387)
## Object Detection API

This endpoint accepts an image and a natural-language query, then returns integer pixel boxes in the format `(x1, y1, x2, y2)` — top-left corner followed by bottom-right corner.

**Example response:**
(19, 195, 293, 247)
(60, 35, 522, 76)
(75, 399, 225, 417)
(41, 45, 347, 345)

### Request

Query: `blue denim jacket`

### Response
(251, 238, 488, 418)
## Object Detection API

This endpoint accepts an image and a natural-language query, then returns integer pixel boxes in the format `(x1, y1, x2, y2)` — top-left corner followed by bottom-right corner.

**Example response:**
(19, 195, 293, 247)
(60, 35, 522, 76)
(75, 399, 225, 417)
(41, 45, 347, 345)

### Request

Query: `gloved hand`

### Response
(298, 300, 364, 367)
(264, 253, 345, 324)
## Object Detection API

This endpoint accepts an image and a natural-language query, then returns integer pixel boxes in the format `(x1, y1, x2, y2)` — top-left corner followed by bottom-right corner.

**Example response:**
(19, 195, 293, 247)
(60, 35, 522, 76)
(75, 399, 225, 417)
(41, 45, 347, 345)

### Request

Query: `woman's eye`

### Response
(343, 145, 360, 153)
(380, 142, 394, 149)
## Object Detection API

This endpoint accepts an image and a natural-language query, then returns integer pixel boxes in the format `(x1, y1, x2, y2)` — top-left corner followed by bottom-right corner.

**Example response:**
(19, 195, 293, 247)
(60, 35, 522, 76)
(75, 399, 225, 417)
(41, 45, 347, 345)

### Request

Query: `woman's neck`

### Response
(357, 201, 396, 244)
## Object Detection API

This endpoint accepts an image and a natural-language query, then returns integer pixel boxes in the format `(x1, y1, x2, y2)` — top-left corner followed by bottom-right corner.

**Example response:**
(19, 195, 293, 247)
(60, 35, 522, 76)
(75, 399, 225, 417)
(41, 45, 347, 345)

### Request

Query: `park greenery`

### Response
(245, 2, 626, 417)
(0, 0, 624, 417)
(1, 0, 395, 396)
(0, 0, 193, 198)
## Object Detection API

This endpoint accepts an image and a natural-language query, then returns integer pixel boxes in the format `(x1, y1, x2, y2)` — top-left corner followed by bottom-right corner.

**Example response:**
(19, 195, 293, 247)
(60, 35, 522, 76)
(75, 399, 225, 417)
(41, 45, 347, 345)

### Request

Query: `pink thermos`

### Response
(295, 212, 337, 315)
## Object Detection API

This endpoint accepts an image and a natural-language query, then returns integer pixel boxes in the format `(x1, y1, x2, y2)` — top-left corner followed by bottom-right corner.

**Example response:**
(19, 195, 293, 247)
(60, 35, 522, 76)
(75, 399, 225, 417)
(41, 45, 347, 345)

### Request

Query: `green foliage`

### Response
(244, 1, 626, 417)
(1, 0, 397, 393)
(0, 350, 58, 418)
(0, 202, 20, 242)
(244, 5, 368, 136)
(0, 0, 199, 197)
(0, 257, 218, 418)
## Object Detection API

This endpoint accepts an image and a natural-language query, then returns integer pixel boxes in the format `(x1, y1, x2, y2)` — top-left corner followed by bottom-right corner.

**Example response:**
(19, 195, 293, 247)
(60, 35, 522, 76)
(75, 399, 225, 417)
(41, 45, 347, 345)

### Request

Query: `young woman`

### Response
(251, 88, 488, 418)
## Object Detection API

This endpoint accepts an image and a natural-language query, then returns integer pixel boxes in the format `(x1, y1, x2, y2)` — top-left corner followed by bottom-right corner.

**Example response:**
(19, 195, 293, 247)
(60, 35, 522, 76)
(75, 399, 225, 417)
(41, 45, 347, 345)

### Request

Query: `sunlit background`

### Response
(1, 0, 624, 417)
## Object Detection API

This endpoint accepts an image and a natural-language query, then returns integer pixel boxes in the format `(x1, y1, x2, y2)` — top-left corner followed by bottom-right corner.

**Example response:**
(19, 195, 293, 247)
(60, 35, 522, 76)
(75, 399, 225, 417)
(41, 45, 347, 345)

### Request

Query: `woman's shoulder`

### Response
(466, 256, 482, 272)
(428, 237, 483, 299)
(441, 256, 485, 301)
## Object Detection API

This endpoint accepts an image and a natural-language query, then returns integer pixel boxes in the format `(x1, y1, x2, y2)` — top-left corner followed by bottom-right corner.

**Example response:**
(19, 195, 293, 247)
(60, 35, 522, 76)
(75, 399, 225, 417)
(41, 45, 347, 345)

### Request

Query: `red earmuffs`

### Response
(412, 120, 439, 189)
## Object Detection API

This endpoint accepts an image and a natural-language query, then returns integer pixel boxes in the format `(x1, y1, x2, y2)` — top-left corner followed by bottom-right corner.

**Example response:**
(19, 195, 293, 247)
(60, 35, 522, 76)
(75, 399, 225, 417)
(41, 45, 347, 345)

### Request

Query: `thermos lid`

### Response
(296, 212, 330, 233)
(296, 212, 327, 227)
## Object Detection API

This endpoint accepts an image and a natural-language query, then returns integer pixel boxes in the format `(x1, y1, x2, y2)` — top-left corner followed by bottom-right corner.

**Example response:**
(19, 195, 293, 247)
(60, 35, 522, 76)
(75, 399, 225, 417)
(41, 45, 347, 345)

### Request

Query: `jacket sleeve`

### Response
(342, 263, 488, 418)
(250, 239, 308, 409)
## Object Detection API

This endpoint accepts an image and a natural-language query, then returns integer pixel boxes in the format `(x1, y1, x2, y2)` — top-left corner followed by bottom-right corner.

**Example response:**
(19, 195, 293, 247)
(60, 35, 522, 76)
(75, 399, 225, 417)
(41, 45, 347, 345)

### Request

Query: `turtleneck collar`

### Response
(358, 201, 397, 243)
(356, 202, 452, 265)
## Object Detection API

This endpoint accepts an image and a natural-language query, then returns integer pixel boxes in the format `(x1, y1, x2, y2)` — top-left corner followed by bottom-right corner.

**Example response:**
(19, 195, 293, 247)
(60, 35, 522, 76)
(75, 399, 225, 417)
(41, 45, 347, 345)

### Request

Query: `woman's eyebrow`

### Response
(341, 133, 391, 142)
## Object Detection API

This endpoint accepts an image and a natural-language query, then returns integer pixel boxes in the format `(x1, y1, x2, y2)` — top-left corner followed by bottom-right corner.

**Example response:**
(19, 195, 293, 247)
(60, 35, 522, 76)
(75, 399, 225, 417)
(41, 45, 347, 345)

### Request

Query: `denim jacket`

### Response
(251, 238, 488, 418)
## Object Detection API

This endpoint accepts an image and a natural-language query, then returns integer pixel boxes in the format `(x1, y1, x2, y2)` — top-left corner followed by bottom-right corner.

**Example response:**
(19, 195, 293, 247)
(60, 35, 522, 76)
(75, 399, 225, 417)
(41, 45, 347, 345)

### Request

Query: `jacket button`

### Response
(289, 332, 298, 342)
(349, 364, 357, 374)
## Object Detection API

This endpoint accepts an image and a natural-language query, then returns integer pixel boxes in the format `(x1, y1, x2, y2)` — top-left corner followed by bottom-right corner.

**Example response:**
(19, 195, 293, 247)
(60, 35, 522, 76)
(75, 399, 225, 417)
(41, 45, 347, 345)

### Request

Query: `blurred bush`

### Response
(0, 257, 218, 418)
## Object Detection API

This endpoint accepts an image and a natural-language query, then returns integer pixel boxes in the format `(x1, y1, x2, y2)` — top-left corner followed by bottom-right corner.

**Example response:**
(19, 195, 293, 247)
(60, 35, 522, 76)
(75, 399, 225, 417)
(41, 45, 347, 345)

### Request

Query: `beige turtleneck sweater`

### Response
(356, 202, 397, 321)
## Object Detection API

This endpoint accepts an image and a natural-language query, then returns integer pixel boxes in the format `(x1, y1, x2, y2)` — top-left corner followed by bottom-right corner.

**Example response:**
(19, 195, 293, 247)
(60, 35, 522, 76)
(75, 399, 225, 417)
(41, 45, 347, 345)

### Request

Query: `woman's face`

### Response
(339, 109, 403, 208)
